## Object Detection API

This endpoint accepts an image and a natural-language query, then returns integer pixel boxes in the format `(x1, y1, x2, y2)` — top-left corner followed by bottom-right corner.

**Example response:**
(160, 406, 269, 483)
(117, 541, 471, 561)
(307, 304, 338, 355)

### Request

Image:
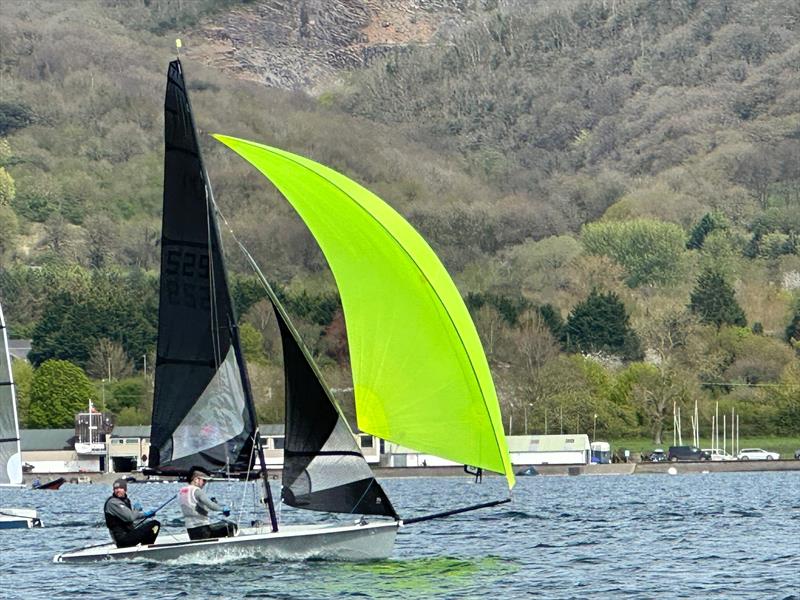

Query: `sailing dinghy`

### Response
(1, 302, 43, 529)
(55, 58, 513, 563)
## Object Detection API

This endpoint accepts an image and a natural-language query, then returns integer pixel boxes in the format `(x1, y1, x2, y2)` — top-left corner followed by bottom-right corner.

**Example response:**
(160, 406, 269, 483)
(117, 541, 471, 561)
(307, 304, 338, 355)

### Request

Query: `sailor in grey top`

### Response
(178, 467, 237, 540)
(104, 478, 160, 547)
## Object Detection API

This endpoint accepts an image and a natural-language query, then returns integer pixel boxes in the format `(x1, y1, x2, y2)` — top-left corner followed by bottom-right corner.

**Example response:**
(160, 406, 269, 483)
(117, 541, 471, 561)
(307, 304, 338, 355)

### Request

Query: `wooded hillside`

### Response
(0, 0, 797, 441)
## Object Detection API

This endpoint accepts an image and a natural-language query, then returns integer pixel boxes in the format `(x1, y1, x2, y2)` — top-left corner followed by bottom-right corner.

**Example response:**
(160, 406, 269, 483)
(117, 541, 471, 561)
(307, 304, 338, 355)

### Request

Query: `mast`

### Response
(166, 56, 278, 529)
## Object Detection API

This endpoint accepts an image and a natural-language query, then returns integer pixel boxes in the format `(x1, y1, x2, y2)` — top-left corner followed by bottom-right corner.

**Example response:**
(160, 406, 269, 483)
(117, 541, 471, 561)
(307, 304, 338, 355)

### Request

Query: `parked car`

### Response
(647, 449, 668, 462)
(702, 448, 737, 461)
(795, 449, 800, 460)
(737, 448, 780, 460)
(668, 446, 711, 461)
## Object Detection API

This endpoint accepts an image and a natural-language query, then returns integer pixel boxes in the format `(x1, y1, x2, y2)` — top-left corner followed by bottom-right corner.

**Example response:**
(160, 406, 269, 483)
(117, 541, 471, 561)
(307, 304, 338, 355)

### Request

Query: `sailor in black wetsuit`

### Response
(104, 479, 161, 548)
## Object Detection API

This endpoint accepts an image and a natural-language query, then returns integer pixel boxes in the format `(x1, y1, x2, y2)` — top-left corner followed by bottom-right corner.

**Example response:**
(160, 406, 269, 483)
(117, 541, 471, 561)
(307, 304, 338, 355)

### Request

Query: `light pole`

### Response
(593, 413, 598, 442)
(524, 403, 528, 435)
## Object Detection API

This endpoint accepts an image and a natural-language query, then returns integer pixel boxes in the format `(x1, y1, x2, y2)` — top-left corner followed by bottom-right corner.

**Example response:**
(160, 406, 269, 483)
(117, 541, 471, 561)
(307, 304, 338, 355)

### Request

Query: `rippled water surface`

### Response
(2, 471, 799, 599)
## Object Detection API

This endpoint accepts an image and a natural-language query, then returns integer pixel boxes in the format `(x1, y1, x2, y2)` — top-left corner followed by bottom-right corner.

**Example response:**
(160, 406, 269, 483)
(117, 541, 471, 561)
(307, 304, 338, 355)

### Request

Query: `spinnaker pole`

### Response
(402, 498, 511, 525)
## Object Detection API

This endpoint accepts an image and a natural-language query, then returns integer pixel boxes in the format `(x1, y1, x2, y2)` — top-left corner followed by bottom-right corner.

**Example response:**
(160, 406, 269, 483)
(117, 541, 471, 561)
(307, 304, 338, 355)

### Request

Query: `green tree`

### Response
(28, 360, 95, 428)
(0, 167, 15, 205)
(768, 362, 800, 435)
(537, 303, 564, 340)
(29, 272, 157, 368)
(563, 290, 643, 360)
(687, 212, 726, 250)
(239, 322, 267, 364)
(0, 101, 34, 135)
(0, 204, 18, 256)
(785, 299, 800, 353)
(11, 359, 34, 427)
(466, 292, 532, 326)
(689, 270, 747, 328)
(581, 219, 686, 287)
(106, 377, 147, 413)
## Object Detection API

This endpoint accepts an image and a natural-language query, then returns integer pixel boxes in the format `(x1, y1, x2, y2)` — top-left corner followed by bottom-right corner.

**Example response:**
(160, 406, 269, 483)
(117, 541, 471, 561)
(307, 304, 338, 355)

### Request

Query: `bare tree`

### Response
(86, 338, 133, 381)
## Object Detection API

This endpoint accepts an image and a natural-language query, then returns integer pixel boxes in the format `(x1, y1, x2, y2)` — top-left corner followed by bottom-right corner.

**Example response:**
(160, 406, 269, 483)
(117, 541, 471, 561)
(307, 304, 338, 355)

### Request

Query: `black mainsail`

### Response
(149, 60, 256, 474)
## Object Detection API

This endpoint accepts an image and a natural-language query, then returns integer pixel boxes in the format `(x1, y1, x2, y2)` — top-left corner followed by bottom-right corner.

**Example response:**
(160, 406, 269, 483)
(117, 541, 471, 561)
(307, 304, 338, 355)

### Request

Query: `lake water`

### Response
(2, 471, 799, 599)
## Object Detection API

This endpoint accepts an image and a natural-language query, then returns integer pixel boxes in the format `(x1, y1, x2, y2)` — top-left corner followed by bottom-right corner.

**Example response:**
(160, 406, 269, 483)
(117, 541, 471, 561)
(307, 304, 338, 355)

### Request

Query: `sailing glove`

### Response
(222, 506, 231, 517)
(143, 509, 156, 518)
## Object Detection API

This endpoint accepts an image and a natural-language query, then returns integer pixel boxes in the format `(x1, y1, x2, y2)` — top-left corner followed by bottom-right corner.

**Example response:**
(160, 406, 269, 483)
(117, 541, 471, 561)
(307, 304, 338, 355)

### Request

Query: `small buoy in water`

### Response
(667, 467, 677, 475)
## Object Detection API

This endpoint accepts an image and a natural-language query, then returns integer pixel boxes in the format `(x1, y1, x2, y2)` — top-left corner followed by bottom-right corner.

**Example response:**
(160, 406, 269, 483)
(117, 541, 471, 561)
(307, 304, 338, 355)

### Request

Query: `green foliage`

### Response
(0, 167, 15, 206)
(0, 101, 34, 136)
(283, 289, 339, 326)
(466, 292, 532, 326)
(745, 206, 800, 258)
(722, 333, 795, 385)
(105, 377, 147, 413)
(0, 0, 797, 439)
(759, 232, 797, 259)
(697, 230, 745, 280)
(581, 219, 687, 287)
(231, 275, 268, 318)
(11, 174, 57, 222)
(28, 270, 157, 369)
(238, 322, 266, 364)
(505, 235, 583, 295)
(786, 308, 800, 352)
(769, 363, 800, 434)
(687, 213, 726, 250)
(537, 304, 564, 340)
(11, 359, 33, 427)
(689, 270, 747, 328)
(28, 359, 95, 428)
(0, 205, 18, 256)
(563, 289, 643, 360)
(615, 362, 700, 444)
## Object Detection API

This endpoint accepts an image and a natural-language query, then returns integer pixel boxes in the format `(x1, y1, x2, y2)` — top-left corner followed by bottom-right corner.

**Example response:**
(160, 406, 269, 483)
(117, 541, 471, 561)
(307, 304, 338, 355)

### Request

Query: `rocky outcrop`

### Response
(189, 0, 476, 93)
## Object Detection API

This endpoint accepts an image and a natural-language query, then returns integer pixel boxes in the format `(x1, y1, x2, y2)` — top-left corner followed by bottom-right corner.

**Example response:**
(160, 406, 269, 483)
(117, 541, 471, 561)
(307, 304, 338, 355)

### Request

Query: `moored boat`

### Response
(1, 303, 43, 529)
(0, 508, 42, 529)
(32, 477, 66, 490)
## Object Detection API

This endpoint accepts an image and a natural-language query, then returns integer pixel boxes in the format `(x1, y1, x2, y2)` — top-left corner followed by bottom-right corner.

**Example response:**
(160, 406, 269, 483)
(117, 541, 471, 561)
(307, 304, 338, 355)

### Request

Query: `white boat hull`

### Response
(0, 508, 43, 529)
(54, 520, 399, 563)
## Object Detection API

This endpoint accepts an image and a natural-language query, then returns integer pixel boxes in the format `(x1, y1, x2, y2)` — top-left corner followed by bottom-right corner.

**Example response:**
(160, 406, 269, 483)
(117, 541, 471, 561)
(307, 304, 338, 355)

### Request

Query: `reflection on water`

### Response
(1, 471, 799, 599)
(337, 556, 519, 598)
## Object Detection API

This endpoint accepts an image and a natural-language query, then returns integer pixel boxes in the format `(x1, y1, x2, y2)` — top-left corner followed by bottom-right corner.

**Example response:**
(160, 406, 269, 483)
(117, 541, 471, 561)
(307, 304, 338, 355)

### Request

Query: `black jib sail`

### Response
(149, 60, 256, 474)
(275, 306, 397, 518)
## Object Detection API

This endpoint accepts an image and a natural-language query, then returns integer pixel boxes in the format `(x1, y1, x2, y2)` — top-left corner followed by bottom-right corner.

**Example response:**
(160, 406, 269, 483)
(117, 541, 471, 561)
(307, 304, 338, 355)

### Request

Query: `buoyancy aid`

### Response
(104, 495, 133, 542)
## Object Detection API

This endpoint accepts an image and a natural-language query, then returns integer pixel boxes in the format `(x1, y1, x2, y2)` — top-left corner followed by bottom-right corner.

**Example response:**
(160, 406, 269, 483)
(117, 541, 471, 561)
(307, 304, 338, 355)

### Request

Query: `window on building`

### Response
(272, 437, 285, 450)
(360, 435, 374, 448)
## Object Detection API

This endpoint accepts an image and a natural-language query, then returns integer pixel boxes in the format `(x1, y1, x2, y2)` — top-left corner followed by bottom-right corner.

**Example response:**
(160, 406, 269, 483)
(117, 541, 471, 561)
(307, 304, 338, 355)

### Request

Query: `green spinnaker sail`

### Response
(214, 135, 515, 489)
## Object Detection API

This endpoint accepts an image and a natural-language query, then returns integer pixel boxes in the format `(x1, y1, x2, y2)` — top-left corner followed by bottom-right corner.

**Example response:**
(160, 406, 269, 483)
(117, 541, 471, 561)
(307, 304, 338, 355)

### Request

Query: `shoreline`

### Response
(21, 458, 800, 486)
